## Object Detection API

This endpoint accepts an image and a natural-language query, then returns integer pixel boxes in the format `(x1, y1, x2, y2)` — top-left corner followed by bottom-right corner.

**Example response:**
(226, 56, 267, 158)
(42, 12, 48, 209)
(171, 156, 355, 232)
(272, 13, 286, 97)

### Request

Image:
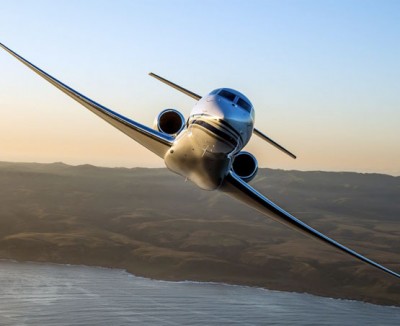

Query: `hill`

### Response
(0, 161, 399, 305)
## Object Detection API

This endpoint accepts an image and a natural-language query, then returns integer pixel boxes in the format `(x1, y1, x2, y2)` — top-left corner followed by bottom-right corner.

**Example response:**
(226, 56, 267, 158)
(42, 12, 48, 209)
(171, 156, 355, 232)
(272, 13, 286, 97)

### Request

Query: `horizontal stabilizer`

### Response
(253, 128, 296, 159)
(149, 72, 201, 100)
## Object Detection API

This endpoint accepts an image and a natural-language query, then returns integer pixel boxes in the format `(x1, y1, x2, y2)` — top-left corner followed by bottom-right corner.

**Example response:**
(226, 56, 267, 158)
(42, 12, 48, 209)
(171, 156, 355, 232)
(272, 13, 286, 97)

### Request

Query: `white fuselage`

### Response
(164, 89, 255, 190)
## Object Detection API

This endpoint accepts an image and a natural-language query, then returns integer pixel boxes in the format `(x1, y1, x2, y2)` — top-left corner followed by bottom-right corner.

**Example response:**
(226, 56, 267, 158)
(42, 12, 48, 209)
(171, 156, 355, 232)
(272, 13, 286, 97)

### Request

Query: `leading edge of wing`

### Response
(221, 171, 400, 279)
(0, 43, 174, 158)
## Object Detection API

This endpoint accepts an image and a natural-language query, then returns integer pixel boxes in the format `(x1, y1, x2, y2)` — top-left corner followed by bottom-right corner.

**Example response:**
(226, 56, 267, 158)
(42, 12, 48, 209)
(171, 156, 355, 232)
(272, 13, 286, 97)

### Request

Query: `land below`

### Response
(0, 161, 399, 306)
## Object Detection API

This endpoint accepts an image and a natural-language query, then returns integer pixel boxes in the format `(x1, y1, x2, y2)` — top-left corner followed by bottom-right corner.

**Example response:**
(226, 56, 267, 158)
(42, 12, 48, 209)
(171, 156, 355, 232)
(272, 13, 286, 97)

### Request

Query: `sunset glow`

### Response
(1, 0, 399, 175)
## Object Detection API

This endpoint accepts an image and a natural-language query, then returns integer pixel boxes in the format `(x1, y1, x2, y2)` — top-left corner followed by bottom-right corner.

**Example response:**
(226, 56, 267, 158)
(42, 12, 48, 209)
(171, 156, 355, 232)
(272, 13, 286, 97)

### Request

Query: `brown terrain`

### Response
(0, 161, 399, 306)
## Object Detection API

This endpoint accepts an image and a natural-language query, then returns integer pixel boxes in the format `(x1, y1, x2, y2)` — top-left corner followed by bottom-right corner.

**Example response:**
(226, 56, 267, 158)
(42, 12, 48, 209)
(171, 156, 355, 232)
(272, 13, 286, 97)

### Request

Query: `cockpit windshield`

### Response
(237, 97, 252, 112)
(218, 89, 236, 102)
(215, 89, 252, 113)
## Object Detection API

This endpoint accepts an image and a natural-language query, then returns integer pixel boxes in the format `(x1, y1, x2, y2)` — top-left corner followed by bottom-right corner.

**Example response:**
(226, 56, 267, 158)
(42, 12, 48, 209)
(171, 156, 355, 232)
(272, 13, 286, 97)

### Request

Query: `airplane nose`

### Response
(201, 100, 253, 146)
(210, 103, 227, 119)
(207, 99, 251, 124)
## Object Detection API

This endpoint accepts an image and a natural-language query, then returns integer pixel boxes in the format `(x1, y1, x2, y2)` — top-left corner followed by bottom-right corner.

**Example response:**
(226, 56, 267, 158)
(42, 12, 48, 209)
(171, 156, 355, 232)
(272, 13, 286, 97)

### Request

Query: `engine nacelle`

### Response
(153, 109, 185, 136)
(232, 151, 258, 182)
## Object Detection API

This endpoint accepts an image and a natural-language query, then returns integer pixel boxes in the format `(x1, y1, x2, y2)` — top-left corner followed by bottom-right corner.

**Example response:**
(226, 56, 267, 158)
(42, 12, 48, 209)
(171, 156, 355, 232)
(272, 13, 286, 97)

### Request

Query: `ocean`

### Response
(0, 260, 399, 325)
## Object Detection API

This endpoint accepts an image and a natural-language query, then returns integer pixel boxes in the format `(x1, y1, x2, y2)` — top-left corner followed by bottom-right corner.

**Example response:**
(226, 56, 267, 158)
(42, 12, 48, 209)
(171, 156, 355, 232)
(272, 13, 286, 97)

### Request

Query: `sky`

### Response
(0, 0, 399, 175)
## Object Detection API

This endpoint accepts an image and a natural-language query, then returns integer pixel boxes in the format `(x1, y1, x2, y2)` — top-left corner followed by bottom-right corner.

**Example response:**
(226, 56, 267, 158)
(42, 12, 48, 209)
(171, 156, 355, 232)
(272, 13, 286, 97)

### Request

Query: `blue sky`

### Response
(0, 0, 399, 174)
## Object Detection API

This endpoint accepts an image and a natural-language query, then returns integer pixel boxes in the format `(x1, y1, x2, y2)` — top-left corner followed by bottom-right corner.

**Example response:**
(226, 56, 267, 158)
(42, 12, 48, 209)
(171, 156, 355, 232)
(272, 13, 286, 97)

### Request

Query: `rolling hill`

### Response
(0, 161, 399, 306)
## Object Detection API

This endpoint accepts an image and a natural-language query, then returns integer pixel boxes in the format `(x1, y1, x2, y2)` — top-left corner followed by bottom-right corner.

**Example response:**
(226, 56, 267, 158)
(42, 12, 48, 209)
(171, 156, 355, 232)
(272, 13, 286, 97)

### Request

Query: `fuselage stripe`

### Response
(191, 120, 238, 148)
(189, 114, 244, 145)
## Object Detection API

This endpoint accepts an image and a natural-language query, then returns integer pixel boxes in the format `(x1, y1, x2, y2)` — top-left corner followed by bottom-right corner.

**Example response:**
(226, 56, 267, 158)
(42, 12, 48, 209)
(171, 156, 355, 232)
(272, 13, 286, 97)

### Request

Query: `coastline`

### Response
(2, 258, 399, 309)
(1, 254, 399, 307)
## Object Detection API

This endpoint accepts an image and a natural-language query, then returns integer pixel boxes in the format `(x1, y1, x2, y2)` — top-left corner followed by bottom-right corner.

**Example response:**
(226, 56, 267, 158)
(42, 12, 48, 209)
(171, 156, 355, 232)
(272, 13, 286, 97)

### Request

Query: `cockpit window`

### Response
(210, 89, 219, 95)
(218, 89, 236, 102)
(237, 97, 252, 112)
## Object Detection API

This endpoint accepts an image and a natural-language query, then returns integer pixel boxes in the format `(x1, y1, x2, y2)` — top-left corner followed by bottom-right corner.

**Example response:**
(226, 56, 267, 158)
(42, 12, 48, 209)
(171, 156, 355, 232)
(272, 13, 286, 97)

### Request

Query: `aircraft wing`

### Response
(0, 43, 174, 159)
(220, 171, 400, 279)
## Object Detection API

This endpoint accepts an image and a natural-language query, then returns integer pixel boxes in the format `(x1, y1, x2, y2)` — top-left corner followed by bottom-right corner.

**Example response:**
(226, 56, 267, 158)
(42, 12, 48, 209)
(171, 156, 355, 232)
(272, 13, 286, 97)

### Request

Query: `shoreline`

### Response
(0, 258, 396, 308)
(1, 258, 399, 308)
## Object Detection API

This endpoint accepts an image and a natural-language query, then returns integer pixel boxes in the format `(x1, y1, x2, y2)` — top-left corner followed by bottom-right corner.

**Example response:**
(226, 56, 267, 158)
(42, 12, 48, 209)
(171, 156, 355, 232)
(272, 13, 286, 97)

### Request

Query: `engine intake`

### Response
(154, 109, 185, 136)
(232, 151, 258, 182)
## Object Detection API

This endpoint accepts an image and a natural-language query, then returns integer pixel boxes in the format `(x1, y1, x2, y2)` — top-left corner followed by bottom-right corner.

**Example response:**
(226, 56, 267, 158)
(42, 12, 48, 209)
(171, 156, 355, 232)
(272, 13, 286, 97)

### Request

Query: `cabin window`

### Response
(218, 89, 236, 102)
(237, 97, 252, 112)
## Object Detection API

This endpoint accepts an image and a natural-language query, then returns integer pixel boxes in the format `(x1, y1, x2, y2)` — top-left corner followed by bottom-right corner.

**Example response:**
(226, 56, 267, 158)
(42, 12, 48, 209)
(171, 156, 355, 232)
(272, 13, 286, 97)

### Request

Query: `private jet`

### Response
(1, 43, 398, 279)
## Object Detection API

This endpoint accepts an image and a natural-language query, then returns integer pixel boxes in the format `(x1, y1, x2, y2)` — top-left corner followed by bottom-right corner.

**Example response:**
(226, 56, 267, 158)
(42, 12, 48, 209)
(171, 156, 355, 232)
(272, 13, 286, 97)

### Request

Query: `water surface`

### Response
(0, 261, 399, 325)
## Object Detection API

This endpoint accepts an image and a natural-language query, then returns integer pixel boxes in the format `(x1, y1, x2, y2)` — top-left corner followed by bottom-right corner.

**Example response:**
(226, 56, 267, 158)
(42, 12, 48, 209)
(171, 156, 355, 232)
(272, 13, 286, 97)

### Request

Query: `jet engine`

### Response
(153, 109, 185, 136)
(232, 151, 258, 182)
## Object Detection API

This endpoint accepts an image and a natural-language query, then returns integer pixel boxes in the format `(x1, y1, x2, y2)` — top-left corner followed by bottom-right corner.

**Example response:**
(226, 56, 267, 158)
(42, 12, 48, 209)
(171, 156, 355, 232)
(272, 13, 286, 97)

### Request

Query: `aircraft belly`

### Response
(164, 127, 232, 190)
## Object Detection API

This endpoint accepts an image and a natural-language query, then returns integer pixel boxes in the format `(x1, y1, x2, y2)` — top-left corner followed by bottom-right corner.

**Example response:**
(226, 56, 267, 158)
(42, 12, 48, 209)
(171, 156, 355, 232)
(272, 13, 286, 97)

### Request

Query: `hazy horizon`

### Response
(1, 159, 399, 177)
(1, 1, 399, 175)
